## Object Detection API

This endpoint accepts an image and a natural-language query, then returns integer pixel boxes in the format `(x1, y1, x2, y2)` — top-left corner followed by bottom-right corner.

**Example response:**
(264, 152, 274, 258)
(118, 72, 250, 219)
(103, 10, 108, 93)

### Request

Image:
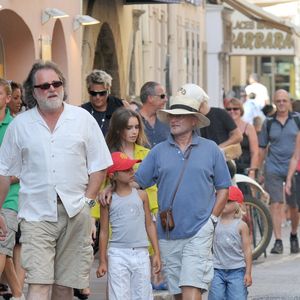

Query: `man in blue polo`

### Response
(259, 89, 300, 254)
(135, 95, 231, 300)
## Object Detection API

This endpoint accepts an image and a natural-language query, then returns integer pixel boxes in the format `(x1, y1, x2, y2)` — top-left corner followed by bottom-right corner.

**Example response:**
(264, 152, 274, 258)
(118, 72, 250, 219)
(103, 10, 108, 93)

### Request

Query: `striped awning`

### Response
(223, 0, 300, 36)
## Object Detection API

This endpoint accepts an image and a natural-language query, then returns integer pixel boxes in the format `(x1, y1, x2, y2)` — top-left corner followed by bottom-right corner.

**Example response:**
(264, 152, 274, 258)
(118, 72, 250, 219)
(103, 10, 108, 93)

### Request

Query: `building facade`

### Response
(82, 0, 207, 101)
(0, 0, 83, 105)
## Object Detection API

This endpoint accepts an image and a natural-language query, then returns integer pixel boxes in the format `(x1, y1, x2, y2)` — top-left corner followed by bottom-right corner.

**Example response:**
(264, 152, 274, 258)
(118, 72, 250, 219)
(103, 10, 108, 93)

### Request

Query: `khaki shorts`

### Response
(159, 218, 214, 295)
(20, 203, 93, 288)
(0, 209, 18, 257)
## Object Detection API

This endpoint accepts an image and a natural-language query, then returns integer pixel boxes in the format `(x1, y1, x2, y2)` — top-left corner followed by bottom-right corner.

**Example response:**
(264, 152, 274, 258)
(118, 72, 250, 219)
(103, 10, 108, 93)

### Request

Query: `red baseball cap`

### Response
(228, 186, 244, 204)
(107, 152, 141, 175)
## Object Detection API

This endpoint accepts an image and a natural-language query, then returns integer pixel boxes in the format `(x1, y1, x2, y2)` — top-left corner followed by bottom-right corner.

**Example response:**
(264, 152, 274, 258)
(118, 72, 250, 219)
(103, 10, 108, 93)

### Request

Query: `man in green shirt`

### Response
(0, 78, 24, 300)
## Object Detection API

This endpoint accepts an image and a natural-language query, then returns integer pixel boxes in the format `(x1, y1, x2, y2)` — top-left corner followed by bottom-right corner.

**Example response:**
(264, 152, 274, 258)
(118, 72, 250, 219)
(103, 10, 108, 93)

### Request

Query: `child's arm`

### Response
(96, 204, 109, 278)
(240, 220, 252, 287)
(139, 189, 161, 274)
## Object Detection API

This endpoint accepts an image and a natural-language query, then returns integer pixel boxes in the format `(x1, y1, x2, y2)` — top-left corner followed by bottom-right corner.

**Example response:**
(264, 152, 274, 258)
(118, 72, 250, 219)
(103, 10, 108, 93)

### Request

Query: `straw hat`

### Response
(157, 95, 210, 128)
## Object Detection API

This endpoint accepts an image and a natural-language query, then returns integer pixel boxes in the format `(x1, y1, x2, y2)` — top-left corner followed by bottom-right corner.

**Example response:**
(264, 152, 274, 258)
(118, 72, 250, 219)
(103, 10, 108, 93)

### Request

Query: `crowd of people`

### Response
(0, 62, 299, 300)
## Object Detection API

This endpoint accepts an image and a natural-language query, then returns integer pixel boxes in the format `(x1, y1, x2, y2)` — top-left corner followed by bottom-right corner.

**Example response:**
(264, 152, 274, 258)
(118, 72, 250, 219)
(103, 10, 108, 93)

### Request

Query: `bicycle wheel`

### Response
(242, 195, 273, 260)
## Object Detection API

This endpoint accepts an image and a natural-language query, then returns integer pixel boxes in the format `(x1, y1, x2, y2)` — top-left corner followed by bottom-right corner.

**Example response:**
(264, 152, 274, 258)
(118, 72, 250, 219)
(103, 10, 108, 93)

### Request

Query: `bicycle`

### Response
(235, 173, 273, 260)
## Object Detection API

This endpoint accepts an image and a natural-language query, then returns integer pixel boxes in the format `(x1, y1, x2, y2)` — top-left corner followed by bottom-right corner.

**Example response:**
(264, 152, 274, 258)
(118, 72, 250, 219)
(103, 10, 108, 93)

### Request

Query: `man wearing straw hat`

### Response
(134, 95, 231, 300)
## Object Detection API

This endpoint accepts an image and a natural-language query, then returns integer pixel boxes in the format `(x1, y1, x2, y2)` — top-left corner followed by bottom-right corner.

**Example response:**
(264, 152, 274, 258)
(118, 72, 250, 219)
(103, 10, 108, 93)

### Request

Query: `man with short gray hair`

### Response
(139, 81, 169, 148)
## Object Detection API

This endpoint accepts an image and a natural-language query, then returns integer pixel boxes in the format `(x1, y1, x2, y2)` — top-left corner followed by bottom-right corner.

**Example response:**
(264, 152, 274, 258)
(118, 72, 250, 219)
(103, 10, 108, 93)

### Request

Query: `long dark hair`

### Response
(106, 107, 148, 151)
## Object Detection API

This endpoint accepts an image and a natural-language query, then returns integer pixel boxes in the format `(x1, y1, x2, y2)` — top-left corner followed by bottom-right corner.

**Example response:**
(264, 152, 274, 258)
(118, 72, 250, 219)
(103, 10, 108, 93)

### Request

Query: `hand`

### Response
(96, 262, 107, 278)
(285, 180, 292, 196)
(0, 215, 7, 241)
(151, 254, 161, 274)
(244, 273, 252, 287)
(97, 186, 112, 206)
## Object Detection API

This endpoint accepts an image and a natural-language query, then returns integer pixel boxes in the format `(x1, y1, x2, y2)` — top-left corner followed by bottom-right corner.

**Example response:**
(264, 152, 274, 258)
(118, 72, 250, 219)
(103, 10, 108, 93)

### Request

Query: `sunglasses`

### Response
(154, 94, 167, 99)
(34, 81, 63, 90)
(226, 107, 240, 111)
(88, 90, 108, 97)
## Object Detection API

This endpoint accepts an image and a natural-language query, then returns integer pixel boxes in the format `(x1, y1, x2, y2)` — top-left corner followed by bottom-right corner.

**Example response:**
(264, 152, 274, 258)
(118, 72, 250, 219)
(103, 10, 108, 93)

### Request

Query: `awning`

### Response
(223, 0, 300, 36)
(124, 0, 181, 4)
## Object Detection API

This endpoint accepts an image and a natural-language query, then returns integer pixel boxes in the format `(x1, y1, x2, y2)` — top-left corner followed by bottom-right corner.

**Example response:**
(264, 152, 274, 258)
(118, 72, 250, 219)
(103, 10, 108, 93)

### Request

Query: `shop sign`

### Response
(231, 11, 294, 56)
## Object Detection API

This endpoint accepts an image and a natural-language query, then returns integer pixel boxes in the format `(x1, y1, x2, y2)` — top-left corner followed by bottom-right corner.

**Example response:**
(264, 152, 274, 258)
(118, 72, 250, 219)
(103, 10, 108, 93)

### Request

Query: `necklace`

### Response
(91, 108, 106, 129)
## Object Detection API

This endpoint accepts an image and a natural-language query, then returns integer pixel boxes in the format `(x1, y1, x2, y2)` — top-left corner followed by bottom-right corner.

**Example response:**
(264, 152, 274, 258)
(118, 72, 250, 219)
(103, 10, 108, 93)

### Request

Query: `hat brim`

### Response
(108, 159, 141, 175)
(157, 109, 210, 129)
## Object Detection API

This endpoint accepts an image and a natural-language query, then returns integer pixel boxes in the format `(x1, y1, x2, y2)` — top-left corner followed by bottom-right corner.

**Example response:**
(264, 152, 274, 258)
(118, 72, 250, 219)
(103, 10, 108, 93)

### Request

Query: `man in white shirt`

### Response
(0, 61, 112, 300)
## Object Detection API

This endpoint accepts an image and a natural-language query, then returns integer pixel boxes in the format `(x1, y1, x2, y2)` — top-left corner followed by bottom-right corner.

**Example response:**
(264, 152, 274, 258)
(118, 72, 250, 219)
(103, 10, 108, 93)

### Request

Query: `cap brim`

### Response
(157, 109, 210, 129)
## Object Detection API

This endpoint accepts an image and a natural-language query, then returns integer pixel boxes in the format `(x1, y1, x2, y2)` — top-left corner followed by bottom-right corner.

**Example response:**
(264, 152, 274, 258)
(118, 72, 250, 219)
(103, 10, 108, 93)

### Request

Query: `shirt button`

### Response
(52, 154, 54, 158)
(53, 170, 55, 173)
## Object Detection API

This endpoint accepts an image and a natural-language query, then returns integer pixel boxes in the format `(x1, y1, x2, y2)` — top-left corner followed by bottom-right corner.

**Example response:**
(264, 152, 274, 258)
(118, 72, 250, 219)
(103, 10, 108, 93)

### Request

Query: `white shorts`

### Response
(107, 247, 153, 300)
(159, 218, 215, 295)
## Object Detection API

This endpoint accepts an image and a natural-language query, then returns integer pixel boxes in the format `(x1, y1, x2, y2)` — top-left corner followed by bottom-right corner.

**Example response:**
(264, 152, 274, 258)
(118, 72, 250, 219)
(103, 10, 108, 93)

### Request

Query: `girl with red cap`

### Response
(208, 186, 252, 300)
(96, 152, 161, 300)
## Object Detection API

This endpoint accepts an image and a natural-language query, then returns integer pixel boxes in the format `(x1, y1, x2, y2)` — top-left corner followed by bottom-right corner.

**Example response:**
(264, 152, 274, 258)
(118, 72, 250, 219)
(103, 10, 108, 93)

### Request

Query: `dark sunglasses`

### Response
(34, 81, 63, 90)
(226, 107, 240, 111)
(155, 94, 167, 99)
(88, 90, 108, 97)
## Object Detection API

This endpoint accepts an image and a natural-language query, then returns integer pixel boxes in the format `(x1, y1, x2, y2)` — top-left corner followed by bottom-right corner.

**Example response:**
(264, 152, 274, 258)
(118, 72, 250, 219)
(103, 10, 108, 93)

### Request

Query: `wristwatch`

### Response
(210, 214, 218, 228)
(84, 196, 96, 208)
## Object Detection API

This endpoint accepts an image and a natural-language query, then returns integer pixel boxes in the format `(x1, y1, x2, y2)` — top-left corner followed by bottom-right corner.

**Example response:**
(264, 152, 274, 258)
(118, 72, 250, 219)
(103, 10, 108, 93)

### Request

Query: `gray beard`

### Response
(37, 97, 63, 112)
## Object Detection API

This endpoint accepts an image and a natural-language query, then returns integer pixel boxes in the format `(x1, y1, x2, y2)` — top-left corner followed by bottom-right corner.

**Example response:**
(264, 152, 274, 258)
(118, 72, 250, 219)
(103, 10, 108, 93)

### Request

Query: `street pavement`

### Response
(84, 224, 300, 300)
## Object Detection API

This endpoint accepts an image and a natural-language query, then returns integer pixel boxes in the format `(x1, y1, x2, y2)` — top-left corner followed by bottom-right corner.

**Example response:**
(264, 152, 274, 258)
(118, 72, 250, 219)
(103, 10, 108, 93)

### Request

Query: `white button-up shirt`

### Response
(0, 103, 112, 221)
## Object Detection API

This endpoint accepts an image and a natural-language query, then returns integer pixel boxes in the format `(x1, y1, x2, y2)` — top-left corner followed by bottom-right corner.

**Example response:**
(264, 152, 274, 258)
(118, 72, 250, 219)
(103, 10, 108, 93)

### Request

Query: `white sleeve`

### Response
(85, 116, 112, 174)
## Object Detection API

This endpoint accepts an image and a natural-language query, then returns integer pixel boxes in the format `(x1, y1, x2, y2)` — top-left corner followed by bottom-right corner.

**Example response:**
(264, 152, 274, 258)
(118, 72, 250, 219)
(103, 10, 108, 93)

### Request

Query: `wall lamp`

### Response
(73, 15, 100, 31)
(42, 8, 69, 24)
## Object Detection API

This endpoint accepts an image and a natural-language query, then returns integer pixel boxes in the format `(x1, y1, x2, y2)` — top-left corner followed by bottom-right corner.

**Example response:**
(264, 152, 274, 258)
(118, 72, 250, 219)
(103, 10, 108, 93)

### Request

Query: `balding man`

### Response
(259, 89, 300, 254)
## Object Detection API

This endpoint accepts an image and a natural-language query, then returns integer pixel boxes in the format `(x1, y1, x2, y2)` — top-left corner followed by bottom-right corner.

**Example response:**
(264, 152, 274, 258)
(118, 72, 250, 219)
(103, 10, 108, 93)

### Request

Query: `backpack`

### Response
(266, 113, 300, 139)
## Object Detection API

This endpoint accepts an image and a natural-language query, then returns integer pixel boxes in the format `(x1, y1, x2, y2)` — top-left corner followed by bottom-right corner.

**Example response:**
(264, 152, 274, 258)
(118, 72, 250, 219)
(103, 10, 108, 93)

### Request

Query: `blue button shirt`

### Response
(135, 132, 231, 240)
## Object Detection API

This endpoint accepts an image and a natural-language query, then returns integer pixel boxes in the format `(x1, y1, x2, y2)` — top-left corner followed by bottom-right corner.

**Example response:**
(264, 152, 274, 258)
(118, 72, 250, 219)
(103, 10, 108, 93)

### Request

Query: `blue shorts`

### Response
(208, 267, 248, 300)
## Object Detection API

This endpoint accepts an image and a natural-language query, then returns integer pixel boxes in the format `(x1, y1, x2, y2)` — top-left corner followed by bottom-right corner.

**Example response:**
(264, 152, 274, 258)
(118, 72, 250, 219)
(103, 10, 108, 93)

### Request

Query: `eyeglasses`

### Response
(34, 81, 63, 90)
(154, 94, 167, 100)
(88, 90, 108, 97)
(226, 107, 240, 111)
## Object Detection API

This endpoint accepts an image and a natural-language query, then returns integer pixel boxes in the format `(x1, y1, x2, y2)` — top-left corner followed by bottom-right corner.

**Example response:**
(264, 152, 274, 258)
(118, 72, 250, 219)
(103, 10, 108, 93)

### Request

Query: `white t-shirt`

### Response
(245, 82, 269, 109)
(0, 103, 112, 221)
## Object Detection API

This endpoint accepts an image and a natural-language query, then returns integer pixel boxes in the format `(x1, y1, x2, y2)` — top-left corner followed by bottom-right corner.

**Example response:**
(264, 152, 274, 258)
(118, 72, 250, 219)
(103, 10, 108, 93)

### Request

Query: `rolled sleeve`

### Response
(213, 147, 232, 190)
(86, 118, 112, 174)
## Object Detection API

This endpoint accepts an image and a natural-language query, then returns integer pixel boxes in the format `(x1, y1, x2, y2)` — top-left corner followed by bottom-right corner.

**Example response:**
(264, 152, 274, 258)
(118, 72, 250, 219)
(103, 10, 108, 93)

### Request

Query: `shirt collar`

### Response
(0, 108, 13, 125)
(167, 131, 199, 146)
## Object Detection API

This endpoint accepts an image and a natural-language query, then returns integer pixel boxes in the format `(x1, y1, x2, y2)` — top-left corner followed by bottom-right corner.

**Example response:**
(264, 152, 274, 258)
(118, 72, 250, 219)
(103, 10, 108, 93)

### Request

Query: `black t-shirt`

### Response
(200, 107, 237, 145)
(81, 95, 123, 136)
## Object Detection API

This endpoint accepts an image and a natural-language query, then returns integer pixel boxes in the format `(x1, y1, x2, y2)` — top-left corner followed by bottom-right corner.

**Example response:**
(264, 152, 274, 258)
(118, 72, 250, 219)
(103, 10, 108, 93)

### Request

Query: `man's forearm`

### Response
(212, 188, 229, 217)
(0, 175, 10, 207)
(86, 170, 107, 199)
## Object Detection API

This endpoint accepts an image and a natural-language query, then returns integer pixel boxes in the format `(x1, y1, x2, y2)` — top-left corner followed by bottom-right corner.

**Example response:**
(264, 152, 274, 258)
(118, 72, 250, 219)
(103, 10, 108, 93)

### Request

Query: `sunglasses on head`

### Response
(34, 81, 63, 90)
(226, 107, 240, 111)
(88, 90, 108, 97)
(155, 94, 167, 99)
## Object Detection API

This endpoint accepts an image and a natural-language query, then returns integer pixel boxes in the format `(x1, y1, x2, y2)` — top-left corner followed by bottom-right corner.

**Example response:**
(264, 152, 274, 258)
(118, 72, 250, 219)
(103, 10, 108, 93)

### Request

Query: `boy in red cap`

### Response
(208, 186, 252, 300)
(96, 152, 161, 300)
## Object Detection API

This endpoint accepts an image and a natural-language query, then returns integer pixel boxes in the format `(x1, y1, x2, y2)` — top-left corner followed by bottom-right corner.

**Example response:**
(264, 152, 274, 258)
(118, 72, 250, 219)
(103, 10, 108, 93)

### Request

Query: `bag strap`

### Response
(167, 145, 192, 210)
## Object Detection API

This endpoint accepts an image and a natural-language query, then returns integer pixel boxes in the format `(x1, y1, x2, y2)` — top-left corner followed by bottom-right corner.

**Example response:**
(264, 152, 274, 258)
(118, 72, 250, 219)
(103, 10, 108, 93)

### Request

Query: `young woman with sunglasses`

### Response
(225, 98, 259, 179)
